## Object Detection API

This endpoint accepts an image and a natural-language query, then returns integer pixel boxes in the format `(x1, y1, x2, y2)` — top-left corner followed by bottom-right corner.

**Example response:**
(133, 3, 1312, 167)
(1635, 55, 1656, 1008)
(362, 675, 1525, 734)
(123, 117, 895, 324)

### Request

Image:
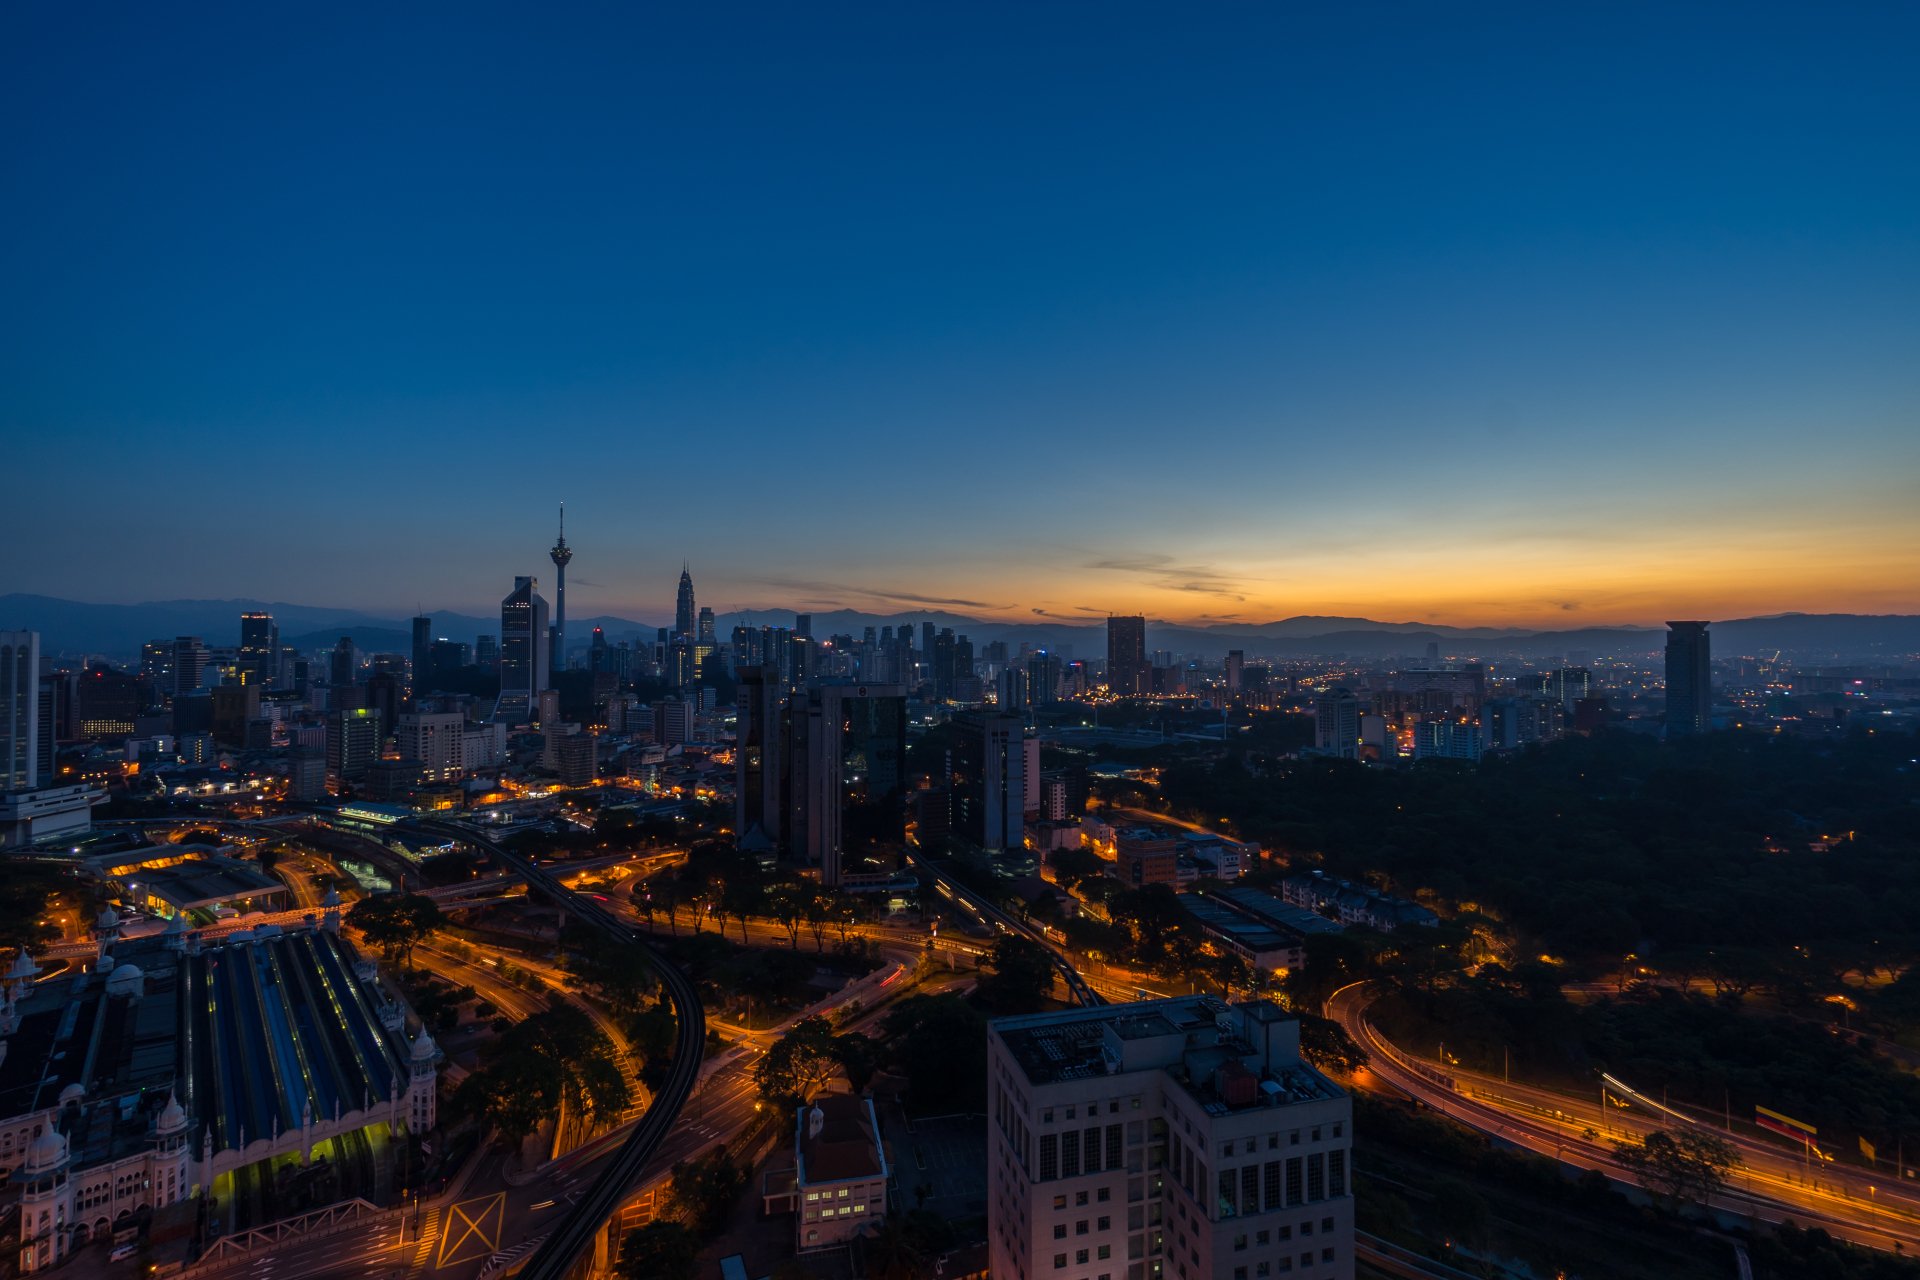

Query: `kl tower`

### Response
(548, 504, 572, 678)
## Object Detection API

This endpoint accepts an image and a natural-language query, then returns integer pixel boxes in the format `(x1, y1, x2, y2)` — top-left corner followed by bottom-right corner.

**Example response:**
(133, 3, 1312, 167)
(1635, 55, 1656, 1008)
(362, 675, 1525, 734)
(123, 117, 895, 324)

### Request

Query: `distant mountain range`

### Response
(5, 594, 1917, 663)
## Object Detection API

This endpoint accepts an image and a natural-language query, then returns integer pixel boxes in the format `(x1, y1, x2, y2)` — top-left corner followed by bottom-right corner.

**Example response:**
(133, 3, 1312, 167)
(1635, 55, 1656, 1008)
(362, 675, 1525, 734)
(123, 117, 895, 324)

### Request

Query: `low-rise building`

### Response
(795, 1093, 888, 1253)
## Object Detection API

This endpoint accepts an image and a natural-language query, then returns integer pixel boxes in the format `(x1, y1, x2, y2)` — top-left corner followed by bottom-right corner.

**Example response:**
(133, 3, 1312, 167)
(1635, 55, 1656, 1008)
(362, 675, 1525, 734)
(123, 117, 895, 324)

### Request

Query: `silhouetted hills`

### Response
(4, 594, 1914, 662)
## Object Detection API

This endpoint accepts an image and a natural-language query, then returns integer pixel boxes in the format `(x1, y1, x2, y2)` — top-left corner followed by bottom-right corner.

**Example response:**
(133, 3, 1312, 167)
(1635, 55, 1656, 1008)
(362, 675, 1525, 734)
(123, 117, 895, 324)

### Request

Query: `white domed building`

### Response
(0, 919, 437, 1272)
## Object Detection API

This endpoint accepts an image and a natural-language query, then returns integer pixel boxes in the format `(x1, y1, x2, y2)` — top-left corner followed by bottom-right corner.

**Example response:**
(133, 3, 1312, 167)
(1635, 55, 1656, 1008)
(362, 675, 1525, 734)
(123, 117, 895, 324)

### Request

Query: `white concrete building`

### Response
(988, 997, 1354, 1280)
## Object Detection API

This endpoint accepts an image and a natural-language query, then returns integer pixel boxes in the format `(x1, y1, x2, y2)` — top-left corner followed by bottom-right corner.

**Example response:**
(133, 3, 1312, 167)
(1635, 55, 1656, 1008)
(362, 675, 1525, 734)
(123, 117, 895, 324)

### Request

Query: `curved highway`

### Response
(416, 820, 705, 1280)
(1327, 981, 1920, 1254)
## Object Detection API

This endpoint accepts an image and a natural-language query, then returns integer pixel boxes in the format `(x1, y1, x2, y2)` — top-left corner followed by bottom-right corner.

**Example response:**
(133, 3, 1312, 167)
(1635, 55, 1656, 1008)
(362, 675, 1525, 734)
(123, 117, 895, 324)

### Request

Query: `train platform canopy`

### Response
(1, 929, 408, 1172)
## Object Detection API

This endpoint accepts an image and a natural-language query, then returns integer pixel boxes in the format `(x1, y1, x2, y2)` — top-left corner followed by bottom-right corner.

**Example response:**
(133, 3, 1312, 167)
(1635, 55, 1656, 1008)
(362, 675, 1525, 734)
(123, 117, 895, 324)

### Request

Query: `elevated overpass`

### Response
(414, 819, 705, 1280)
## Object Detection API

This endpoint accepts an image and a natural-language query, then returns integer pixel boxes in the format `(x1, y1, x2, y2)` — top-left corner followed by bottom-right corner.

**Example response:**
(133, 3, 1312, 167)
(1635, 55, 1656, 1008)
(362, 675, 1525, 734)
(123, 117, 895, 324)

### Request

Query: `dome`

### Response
(157, 1091, 187, 1134)
(104, 961, 145, 997)
(96, 906, 121, 929)
(58, 1083, 85, 1107)
(410, 1028, 440, 1062)
(6, 949, 39, 982)
(24, 1128, 69, 1175)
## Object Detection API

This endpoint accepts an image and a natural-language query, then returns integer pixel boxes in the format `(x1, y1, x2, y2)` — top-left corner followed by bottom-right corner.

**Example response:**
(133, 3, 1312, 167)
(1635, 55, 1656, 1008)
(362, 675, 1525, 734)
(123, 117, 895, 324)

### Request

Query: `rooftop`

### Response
(994, 997, 1343, 1115)
(798, 1093, 885, 1185)
(1, 928, 407, 1168)
(131, 855, 286, 910)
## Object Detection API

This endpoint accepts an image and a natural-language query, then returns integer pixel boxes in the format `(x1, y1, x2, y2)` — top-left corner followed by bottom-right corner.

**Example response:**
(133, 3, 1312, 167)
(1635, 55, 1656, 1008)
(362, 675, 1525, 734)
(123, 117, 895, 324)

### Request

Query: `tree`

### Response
(456, 1003, 631, 1143)
(1611, 1128, 1739, 1215)
(770, 883, 809, 948)
(346, 893, 443, 969)
(883, 995, 987, 1113)
(864, 1213, 927, 1280)
(833, 1032, 881, 1095)
(664, 1145, 747, 1237)
(722, 881, 761, 945)
(976, 935, 1056, 1014)
(755, 1016, 842, 1106)
(1297, 1013, 1368, 1076)
(805, 895, 831, 952)
(617, 1222, 697, 1280)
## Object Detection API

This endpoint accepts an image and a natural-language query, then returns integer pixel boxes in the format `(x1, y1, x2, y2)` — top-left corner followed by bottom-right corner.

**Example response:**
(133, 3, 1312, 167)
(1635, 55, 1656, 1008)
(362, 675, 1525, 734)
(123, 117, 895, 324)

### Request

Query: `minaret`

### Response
(548, 504, 572, 680)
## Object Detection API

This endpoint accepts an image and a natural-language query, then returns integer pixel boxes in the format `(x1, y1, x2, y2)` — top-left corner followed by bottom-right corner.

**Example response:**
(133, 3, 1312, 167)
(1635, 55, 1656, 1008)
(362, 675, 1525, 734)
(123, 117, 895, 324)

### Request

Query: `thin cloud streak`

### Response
(751, 576, 1007, 613)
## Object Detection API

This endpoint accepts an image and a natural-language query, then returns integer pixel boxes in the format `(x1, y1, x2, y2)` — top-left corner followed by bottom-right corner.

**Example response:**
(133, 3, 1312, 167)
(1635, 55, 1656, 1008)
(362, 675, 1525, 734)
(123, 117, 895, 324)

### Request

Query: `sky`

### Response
(3, 3, 1917, 629)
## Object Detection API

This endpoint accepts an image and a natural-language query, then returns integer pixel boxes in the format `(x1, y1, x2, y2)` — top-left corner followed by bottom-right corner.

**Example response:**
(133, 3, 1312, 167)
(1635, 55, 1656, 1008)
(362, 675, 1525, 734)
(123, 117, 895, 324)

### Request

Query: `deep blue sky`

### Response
(4, 4, 1916, 626)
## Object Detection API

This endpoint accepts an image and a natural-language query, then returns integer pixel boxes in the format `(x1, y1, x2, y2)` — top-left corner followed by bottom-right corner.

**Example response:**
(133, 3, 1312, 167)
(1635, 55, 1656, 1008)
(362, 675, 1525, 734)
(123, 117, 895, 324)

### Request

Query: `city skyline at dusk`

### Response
(5, 6, 1917, 627)
(5, 9, 1920, 1279)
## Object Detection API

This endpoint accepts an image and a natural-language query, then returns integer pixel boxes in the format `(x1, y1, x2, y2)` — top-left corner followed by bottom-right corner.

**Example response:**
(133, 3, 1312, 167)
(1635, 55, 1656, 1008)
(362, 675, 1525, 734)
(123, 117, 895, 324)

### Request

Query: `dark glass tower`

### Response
(1664, 621, 1712, 737)
(1106, 614, 1147, 696)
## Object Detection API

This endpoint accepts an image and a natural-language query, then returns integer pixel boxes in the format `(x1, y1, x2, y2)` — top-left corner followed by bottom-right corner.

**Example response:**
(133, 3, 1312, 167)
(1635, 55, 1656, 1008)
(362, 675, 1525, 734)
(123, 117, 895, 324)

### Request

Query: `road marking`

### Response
(436, 1192, 506, 1268)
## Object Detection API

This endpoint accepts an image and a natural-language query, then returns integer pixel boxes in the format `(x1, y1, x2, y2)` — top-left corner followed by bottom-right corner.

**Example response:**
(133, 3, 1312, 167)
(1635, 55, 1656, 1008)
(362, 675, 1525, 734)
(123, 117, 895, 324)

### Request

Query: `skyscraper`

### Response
(675, 566, 696, 639)
(410, 615, 432, 693)
(240, 612, 279, 683)
(696, 606, 716, 679)
(171, 636, 209, 698)
(1664, 621, 1712, 737)
(330, 636, 356, 688)
(496, 576, 551, 724)
(548, 505, 572, 677)
(1106, 614, 1147, 696)
(1, 630, 39, 792)
(953, 710, 1025, 854)
(796, 682, 909, 884)
(735, 665, 788, 852)
(1315, 687, 1362, 759)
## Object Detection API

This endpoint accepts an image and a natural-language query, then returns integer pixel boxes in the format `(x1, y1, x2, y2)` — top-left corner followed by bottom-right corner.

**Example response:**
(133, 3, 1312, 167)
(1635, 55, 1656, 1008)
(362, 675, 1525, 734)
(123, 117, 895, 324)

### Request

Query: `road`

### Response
(1327, 982, 1920, 1254)
(904, 850, 1104, 1006)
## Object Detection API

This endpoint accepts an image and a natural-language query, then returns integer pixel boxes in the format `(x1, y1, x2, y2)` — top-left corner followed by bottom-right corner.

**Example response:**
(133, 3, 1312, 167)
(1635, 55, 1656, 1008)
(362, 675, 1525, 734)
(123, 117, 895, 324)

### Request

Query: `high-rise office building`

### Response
(325, 707, 382, 788)
(239, 612, 279, 683)
(1546, 667, 1591, 709)
(396, 711, 467, 781)
(329, 636, 356, 688)
(987, 997, 1356, 1280)
(474, 634, 499, 671)
(735, 673, 908, 884)
(1106, 615, 1147, 696)
(1225, 650, 1245, 694)
(794, 682, 908, 885)
(1314, 688, 1362, 760)
(953, 710, 1025, 854)
(1664, 621, 1712, 737)
(496, 576, 551, 724)
(2, 631, 40, 792)
(675, 566, 697, 639)
(170, 636, 209, 698)
(548, 505, 572, 677)
(735, 666, 789, 851)
(696, 606, 716, 678)
(1027, 650, 1061, 707)
(410, 616, 432, 693)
